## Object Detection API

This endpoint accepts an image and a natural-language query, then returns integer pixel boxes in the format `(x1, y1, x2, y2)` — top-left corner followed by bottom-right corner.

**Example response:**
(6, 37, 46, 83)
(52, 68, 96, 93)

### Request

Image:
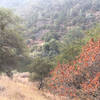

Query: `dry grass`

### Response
(0, 74, 94, 100)
(0, 75, 49, 100)
(0, 75, 69, 100)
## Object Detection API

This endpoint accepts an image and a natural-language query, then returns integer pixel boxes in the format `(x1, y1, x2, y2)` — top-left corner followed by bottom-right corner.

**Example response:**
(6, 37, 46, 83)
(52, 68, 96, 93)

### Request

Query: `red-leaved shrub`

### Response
(48, 38, 100, 98)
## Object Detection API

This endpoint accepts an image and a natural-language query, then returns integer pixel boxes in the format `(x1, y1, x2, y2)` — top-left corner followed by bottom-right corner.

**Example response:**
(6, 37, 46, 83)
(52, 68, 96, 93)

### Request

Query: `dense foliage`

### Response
(23, 0, 100, 40)
(29, 57, 53, 81)
(0, 1, 100, 99)
(16, 0, 100, 62)
(48, 38, 100, 99)
(0, 8, 26, 72)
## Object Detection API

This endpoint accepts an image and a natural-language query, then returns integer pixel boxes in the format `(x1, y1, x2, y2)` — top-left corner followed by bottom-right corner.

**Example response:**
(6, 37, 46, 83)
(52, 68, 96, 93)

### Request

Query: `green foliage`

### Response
(42, 39, 60, 57)
(65, 27, 85, 43)
(57, 24, 100, 64)
(56, 42, 82, 64)
(85, 24, 100, 42)
(55, 27, 85, 64)
(16, 56, 33, 72)
(29, 57, 53, 81)
(0, 8, 27, 72)
(42, 32, 60, 42)
(23, 0, 100, 40)
(19, 0, 100, 62)
(0, 1, 99, 79)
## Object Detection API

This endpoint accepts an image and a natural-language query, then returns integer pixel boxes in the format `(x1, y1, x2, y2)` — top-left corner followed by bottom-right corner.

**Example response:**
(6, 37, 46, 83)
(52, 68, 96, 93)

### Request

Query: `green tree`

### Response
(56, 43, 82, 64)
(42, 32, 59, 42)
(29, 57, 53, 89)
(85, 24, 100, 42)
(0, 8, 27, 73)
(43, 39, 60, 57)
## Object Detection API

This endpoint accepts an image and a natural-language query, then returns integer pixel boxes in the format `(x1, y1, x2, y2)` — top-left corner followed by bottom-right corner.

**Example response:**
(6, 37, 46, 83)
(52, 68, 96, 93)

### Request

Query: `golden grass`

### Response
(0, 76, 48, 100)
(0, 75, 71, 100)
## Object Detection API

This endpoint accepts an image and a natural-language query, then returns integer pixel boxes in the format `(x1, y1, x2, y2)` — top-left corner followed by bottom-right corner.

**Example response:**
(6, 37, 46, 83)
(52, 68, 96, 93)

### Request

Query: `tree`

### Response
(42, 32, 60, 42)
(0, 8, 26, 73)
(29, 57, 53, 89)
(56, 27, 85, 64)
(56, 43, 82, 64)
(43, 39, 60, 57)
(85, 24, 100, 41)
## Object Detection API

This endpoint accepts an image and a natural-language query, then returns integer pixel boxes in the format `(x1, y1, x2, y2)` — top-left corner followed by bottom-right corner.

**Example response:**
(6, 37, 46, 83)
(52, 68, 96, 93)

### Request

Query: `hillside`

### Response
(1, 0, 100, 40)
(0, 1, 100, 100)
(19, 0, 100, 58)
(0, 0, 100, 58)
(0, 0, 100, 64)
(0, 75, 48, 100)
(22, 0, 100, 40)
(0, 74, 69, 100)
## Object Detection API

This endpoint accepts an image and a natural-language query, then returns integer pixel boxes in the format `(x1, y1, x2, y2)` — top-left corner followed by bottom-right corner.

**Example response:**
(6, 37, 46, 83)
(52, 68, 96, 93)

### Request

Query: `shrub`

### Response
(48, 38, 100, 99)
(29, 57, 53, 89)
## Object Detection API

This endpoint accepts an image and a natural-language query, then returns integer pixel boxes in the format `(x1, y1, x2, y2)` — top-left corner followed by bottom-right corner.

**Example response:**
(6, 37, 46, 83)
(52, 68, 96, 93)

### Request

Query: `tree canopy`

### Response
(0, 8, 26, 72)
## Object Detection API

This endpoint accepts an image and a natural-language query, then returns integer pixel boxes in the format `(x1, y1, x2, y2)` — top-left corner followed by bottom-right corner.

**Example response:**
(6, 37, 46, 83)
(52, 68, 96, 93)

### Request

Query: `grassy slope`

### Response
(0, 75, 48, 100)
(0, 75, 69, 100)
